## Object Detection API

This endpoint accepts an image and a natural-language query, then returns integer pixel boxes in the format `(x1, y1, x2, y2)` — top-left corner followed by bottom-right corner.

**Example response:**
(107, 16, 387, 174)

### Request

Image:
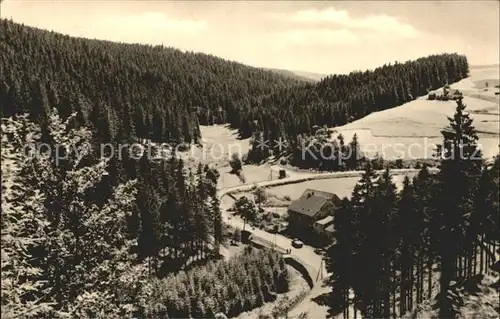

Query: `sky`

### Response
(1, 0, 499, 75)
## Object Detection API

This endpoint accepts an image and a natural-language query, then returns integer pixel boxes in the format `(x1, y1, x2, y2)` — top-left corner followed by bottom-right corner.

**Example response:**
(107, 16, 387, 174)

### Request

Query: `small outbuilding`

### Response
(279, 169, 286, 179)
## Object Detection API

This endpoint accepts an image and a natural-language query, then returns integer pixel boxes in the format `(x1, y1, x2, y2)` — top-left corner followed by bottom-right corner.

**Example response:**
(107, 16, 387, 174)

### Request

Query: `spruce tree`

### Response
(349, 161, 379, 317)
(346, 134, 362, 171)
(371, 167, 398, 318)
(435, 95, 482, 318)
(325, 197, 354, 318)
(396, 176, 417, 316)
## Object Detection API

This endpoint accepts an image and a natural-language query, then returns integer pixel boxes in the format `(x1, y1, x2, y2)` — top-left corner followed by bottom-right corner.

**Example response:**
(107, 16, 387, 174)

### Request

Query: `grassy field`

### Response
(178, 124, 250, 169)
(267, 171, 418, 200)
(195, 66, 499, 319)
(330, 66, 499, 161)
(187, 66, 499, 172)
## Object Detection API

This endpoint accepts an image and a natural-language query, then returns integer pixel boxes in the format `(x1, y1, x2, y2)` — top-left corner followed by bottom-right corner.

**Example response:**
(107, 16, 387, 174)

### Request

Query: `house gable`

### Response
(288, 189, 340, 220)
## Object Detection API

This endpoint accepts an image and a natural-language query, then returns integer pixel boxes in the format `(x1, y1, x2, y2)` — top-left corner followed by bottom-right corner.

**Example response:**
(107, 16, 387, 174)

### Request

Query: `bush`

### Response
(395, 159, 404, 169)
(436, 94, 450, 101)
(263, 212, 273, 222)
(229, 153, 243, 173)
(176, 143, 190, 152)
(236, 169, 246, 184)
(253, 186, 268, 205)
(428, 92, 437, 100)
(233, 196, 257, 223)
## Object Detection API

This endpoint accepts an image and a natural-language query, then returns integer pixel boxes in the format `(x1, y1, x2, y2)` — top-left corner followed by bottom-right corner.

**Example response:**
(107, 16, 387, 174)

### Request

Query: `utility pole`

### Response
(316, 257, 324, 282)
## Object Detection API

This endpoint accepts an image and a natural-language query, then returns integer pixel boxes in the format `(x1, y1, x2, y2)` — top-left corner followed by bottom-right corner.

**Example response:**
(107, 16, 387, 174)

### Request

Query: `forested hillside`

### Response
(325, 96, 499, 318)
(1, 20, 470, 151)
(1, 17, 497, 319)
(0, 19, 302, 144)
(241, 54, 470, 162)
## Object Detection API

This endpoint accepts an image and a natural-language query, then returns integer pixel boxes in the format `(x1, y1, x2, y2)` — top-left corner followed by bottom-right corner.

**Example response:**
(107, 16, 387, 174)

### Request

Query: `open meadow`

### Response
(189, 66, 498, 174)
(330, 65, 499, 161)
(266, 171, 418, 200)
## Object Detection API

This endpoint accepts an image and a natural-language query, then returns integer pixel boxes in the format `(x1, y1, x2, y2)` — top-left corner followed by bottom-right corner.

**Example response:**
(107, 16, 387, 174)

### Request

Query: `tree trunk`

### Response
(492, 241, 497, 267)
(473, 241, 478, 275)
(353, 295, 357, 319)
(416, 255, 421, 303)
(419, 255, 424, 303)
(479, 235, 485, 274)
(458, 256, 462, 279)
(486, 242, 490, 267)
(409, 258, 414, 311)
(344, 288, 349, 319)
(427, 252, 433, 299)
(438, 256, 454, 319)
(392, 258, 396, 318)
(400, 264, 406, 316)
(467, 245, 474, 279)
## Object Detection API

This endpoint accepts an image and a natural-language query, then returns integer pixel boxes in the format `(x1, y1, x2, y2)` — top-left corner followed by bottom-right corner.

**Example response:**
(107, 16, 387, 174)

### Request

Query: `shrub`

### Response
(253, 186, 268, 205)
(233, 196, 257, 223)
(177, 143, 190, 152)
(236, 169, 246, 183)
(428, 92, 437, 100)
(229, 153, 243, 173)
(395, 159, 404, 169)
(436, 94, 450, 101)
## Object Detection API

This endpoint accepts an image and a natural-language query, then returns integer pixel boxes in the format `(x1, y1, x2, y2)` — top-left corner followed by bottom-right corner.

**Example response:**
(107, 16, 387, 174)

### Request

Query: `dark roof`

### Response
(288, 189, 340, 217)
(299, 189, 337, 200)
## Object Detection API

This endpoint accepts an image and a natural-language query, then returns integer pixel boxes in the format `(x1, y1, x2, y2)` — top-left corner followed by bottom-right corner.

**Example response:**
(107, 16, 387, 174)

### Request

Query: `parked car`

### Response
(291, 239, 303, 248)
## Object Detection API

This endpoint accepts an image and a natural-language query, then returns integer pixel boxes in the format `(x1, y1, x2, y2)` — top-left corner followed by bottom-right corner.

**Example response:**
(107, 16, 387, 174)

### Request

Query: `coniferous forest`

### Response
(0, 19, 301, 144)
(325, 96, 499, 318)
(141, 249, 289, 318)
(1, 18, 498, 319)
(1, 19, 469, 151)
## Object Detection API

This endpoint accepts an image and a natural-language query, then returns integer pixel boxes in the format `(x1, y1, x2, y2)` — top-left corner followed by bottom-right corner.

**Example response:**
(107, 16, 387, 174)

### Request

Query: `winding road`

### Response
(216, 167, 439, 289)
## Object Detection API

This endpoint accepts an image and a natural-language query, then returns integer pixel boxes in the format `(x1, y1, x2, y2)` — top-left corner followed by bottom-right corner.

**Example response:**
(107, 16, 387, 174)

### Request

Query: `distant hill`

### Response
(469, 64, 500, 69)
(263, 68, 320, 82)
(289, 70, 327, 82)
(0, 19, 471, 155)
(0, 19, 302, 144)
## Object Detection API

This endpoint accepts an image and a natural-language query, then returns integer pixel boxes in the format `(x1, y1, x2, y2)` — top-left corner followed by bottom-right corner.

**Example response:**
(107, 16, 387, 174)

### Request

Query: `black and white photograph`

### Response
(1, 1, 499, 318)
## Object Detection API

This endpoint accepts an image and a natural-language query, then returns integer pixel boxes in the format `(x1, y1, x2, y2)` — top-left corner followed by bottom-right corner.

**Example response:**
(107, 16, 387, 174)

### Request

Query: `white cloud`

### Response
(274, 7, 421, 46)
(279, 28, 360, 46)
(101, 12, 207, 36)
